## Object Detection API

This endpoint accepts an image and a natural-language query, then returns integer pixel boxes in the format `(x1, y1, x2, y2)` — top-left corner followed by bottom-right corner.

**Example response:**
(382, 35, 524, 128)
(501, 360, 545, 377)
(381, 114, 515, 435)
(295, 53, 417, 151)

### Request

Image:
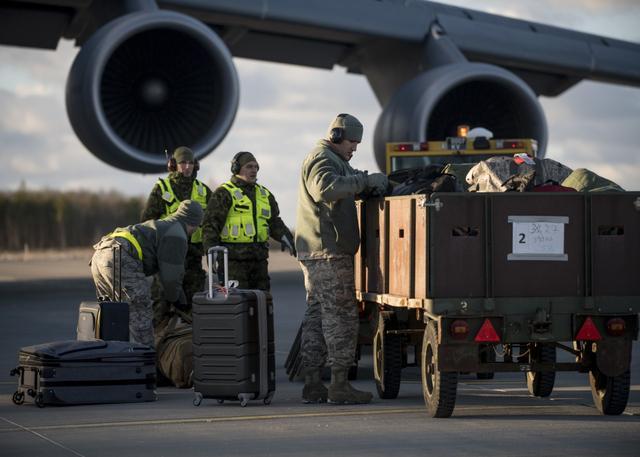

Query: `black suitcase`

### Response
(11, 340, 156, 407)
(78, 245, 129, 341)
(191, 247, 275, 407)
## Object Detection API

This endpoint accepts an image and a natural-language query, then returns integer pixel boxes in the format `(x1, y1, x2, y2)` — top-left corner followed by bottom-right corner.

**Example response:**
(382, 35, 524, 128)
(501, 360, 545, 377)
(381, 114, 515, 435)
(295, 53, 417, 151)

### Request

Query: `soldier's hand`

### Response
(280, 234, 297, 257)
(366, 172, 389, 196)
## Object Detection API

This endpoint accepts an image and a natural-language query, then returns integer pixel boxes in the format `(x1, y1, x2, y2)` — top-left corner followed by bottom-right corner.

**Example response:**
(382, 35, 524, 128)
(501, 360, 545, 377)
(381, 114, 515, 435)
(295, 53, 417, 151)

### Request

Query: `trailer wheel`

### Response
(373, 312, 402, 399)
(589, 367, 630, 415)
(421, 321, 458, 418)
(526, 343, 556, 397)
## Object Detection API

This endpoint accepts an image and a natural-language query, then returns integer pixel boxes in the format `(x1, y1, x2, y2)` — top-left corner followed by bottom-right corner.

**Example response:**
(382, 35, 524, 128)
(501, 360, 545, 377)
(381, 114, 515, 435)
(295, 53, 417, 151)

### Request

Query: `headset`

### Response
(166, 151, 199, 174)
(231, 151, 256, 174)
(329, 113, 348, 144)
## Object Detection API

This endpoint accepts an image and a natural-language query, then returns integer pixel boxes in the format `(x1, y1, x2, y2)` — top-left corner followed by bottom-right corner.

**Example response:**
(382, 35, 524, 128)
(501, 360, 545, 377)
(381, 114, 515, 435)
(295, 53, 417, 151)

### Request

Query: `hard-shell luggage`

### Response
(191, 247, 275, 407)
(78, 245, 129, 341)
(11, 340, 156, 407)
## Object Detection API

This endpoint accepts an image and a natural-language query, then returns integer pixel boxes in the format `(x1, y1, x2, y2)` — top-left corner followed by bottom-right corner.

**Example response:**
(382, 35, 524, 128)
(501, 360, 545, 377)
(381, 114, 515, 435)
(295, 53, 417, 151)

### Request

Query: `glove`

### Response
(281, 234, 297, 257)
(366, 172, 389, 196)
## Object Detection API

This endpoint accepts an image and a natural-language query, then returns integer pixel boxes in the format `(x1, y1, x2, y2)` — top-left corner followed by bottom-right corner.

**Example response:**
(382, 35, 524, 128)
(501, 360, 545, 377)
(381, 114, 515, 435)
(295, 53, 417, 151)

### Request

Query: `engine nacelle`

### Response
(374, 63, 548, 172)
(66, 10, 238, 173)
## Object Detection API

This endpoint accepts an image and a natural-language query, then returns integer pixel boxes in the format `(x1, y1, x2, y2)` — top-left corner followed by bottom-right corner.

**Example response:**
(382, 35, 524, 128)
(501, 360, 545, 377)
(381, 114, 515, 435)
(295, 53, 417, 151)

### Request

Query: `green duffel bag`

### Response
(561, 168, 625, 192)
(155, 313, 193, 388)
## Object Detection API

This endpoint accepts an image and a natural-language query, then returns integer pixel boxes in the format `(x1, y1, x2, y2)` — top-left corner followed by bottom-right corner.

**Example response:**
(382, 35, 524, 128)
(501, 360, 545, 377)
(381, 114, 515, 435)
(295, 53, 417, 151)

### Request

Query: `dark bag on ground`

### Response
(155, 311, 193, 388)
(11, 340, 156, 407)
(78, 245, 129, 341)
(191, 247, 275, 407)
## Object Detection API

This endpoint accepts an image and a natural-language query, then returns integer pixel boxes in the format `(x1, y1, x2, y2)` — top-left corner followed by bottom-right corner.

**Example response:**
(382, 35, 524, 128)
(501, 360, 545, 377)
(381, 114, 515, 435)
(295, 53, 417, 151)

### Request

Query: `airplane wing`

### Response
(1, 0, 639, 172)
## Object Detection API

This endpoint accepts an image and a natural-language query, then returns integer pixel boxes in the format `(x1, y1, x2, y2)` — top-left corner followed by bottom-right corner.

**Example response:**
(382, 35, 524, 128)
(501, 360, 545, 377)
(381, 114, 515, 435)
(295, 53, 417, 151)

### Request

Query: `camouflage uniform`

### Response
(90, 216, 192, 348)
(202, 175, 292, 291)
(141, 172, 211, 307)
(295, 139, 370, 370)
(299, 256, 358, 368)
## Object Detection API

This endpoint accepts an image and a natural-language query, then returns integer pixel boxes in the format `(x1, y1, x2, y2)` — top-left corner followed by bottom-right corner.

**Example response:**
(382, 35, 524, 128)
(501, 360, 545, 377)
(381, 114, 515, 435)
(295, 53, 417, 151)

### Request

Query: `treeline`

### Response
(0, 188, 144, 251)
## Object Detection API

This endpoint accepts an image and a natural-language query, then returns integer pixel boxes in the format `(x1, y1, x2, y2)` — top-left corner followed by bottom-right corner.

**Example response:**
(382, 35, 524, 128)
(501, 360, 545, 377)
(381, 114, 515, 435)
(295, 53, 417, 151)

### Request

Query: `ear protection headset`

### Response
(231, 151, 257, 174)
(167, 156, 200, 173)
(329, 113, 348, 144)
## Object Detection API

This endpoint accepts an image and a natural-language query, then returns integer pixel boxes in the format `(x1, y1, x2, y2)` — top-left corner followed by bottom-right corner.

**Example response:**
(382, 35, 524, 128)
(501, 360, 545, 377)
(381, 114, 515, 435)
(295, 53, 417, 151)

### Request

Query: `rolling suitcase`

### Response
(191, 247, 275, 407)
(78, 245, 129, 341)
(11, 339, 156, 407)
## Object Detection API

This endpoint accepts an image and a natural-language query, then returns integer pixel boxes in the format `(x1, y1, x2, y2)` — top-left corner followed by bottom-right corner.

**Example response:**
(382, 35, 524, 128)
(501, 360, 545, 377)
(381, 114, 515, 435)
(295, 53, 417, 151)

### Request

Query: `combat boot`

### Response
(327, 367, 373, 404)
(301, 367, 328, 403)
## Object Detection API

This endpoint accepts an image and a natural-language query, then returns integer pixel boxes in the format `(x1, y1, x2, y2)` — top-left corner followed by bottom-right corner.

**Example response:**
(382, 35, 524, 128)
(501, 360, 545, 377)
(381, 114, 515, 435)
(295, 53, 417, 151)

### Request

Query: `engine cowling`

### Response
(373, 63, 548, 172)
(66, 10, 239, 173)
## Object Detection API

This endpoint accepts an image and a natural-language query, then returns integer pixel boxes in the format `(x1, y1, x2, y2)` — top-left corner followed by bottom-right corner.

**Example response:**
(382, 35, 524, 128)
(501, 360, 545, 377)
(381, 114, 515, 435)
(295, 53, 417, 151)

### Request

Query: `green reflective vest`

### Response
(157, 177, 208, 243)
(220, 181, 271, 243)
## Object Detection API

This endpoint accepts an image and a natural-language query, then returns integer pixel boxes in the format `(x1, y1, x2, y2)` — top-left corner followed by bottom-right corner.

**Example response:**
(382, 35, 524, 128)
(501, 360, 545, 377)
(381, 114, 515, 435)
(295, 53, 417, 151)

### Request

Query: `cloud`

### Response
(0, 1, 638, 227)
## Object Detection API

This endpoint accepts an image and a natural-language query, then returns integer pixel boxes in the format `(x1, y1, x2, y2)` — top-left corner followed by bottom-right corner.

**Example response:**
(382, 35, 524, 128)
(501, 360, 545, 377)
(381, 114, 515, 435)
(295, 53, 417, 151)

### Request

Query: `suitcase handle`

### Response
(207, 246, 229, 298)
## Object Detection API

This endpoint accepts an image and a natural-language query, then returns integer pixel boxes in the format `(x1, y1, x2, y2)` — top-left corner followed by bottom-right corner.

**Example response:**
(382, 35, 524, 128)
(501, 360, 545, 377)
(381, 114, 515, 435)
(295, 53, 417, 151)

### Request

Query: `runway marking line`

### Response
(0, 416, 87, 457)
(0, 403, 591, 433)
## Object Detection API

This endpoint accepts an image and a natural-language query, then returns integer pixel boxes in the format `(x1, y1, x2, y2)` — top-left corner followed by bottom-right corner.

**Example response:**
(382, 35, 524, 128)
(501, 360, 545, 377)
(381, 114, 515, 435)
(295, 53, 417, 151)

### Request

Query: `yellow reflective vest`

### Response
(157, 177, 208, 243)
(220, 181, 271, 243)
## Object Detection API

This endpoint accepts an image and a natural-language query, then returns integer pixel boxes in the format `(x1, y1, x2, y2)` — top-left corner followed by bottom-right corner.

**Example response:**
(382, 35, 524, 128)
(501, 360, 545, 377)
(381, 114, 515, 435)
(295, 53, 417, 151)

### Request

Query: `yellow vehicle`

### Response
(385, 138, 537, 174)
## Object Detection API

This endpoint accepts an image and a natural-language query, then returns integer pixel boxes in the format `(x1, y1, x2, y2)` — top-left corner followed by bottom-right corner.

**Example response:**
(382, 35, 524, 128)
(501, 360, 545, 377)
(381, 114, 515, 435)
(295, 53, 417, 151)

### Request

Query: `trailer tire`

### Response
(373, 313, 402, 399)
(421, 321, 457, 418)
(526, 343, 556, 397)
(589, 367, 630, 415)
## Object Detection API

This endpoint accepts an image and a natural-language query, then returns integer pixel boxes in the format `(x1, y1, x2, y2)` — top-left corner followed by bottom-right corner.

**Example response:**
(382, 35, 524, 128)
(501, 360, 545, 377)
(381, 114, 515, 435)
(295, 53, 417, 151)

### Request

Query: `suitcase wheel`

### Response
(263, 392, 274, 406)
(12, 391, 24, 405)
(34, 393, 45, 408)
(193, 392, 203, 407)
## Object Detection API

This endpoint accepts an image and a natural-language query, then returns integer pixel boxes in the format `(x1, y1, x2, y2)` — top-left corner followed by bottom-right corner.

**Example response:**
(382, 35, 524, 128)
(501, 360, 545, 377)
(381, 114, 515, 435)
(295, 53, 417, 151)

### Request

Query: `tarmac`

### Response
(0, 250, 638, 456)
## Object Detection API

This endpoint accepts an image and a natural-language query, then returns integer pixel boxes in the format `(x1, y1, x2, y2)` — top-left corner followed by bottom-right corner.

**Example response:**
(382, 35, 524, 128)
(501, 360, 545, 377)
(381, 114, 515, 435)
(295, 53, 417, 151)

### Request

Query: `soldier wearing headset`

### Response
(295, 113, 388, 405)
(202, 151, 295, 291)
(141, 146, 212, 311)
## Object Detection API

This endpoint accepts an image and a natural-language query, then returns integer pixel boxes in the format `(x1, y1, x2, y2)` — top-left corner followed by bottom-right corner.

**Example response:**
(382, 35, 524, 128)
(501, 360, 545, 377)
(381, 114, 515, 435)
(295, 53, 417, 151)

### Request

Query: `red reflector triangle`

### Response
(576, 317, 602, 341)
(475, 319, 500, 342)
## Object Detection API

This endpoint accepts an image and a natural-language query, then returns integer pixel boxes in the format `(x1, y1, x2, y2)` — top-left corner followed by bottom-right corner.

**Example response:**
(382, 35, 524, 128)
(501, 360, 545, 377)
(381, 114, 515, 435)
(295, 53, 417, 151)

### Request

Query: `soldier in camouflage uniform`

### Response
(91, 200, 204, 347)
(202, 151, 295, 290)
(141, 146, 211, 320)
(296, 114, 388, 404)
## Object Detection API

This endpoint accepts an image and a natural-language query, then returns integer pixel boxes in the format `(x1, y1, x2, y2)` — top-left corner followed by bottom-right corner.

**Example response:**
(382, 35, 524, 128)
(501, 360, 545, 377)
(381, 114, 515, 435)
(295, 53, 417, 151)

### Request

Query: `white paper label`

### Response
(508, 216, 568, 261)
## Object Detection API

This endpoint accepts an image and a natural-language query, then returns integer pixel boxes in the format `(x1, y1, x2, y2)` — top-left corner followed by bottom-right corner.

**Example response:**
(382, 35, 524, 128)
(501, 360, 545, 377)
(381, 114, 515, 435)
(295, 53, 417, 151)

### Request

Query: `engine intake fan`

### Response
(374, 63, 548, 172)
(66, 10, 239, 172)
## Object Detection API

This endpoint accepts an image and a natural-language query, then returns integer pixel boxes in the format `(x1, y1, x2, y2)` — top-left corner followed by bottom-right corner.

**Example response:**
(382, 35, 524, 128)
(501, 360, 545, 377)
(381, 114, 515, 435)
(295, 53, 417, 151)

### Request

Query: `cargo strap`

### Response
(109, 230, 143, 260)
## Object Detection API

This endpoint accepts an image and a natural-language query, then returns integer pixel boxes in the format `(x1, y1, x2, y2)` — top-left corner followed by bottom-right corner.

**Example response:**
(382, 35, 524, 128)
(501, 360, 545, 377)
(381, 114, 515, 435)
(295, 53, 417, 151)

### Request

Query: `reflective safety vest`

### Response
(157, 177, 208, 243)
(220, 181, 271, 243)
(108, 230, 143, 260)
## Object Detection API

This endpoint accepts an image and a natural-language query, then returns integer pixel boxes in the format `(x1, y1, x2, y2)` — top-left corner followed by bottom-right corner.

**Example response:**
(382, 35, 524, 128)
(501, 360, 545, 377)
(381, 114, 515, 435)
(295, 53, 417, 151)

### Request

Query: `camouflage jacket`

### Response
(202, 175, 292, 261)
(141, 172, 212, 257)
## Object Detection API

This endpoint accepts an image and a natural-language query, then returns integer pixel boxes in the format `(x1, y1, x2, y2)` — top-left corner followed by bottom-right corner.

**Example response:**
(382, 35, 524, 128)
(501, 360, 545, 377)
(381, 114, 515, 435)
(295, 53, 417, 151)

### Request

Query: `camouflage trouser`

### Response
(90, 238, 154, 347)
(299, 256, 358, 369)
(225, 259, 270, 291)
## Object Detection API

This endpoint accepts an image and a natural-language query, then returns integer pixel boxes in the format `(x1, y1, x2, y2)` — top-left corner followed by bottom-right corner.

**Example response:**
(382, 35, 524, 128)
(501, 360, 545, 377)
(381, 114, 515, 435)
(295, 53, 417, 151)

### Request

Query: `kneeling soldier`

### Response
(91, 200, 204, 347)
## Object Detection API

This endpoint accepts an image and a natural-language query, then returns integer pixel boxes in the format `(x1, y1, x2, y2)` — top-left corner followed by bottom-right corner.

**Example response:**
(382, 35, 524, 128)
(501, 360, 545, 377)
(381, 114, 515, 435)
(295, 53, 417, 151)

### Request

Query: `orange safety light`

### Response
(474, 318, 500, 342)
(450, 320, 470, 340)
(575, 317, 602, 341)
(457, 125, 470, 137)
(605, 318, 625, 337)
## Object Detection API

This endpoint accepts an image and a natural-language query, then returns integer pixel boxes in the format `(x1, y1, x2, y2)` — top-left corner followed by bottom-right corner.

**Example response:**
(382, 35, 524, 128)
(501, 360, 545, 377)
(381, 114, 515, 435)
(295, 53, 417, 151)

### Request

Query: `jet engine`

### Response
(373, 63, 548, 172)
(66, 10, 239, 173)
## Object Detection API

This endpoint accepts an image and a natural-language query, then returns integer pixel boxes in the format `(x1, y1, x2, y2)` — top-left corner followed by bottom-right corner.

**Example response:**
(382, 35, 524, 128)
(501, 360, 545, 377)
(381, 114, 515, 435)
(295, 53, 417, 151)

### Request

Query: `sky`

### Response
(0, 0, 639, 228)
